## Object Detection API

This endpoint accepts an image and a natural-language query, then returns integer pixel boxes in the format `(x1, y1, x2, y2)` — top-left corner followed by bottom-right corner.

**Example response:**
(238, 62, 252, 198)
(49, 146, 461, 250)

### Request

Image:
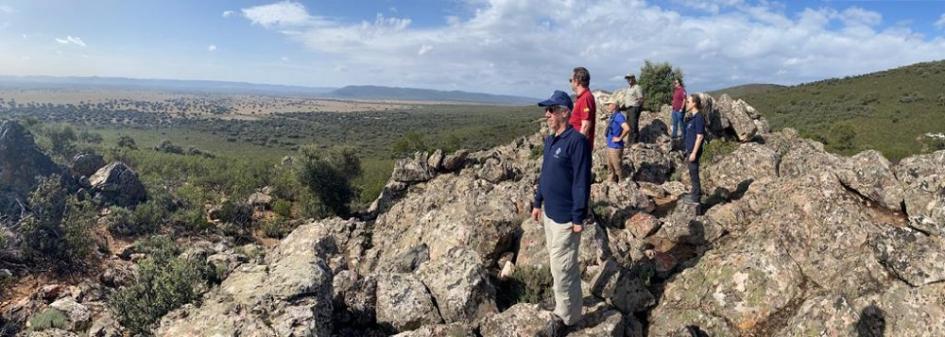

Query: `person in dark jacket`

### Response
(684, 94, 706, 205)
(531, 90, 591, 327)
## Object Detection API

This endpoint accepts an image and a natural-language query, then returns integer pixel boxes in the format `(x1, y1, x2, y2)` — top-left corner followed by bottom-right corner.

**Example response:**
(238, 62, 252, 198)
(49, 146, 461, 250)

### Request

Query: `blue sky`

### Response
(0, 0, 944, 97)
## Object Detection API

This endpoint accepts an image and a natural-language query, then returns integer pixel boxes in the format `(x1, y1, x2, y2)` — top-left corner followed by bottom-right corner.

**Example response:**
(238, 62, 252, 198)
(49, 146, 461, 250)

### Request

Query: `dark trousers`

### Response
(687, 159, 701, 203)
(627, 106, 642, 143)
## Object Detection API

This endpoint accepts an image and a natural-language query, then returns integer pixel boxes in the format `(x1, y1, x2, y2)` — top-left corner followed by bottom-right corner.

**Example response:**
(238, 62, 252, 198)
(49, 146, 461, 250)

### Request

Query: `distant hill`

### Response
(707, 83, 785, 99)
(329, 85, 537, 105)
(0, 76, 336, 96)
(731, 60, 945, 161)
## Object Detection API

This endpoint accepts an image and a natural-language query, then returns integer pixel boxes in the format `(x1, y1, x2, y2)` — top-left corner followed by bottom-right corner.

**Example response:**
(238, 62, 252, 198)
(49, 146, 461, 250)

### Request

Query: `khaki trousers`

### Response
(606, 147, 624, 183)
(542, 211, 583, 325)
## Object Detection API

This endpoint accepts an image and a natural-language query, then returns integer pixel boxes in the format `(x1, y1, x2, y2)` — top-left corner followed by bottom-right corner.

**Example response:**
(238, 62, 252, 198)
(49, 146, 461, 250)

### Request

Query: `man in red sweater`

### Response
(569, 67, 596, 149)
(671, 78, 687, 141)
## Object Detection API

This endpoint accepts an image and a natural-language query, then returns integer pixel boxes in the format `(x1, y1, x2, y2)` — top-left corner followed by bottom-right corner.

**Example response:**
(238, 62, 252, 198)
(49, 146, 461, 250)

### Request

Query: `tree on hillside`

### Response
(639, 60, 683, 112)
(297, 146, 362, 217)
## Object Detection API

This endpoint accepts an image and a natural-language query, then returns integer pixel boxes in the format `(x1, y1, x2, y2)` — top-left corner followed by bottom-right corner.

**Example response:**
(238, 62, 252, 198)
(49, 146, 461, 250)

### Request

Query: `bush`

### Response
(297, 146, 361, 217)
(495, 265, 554, 310)
(21, 176, 95, 271)
(391, 132, 428, 158)
(272, 199, 292, 218)
(170, 207, 211, 233)
(701, 139, 739, 164)
(104, 207, 134, 236)
(261, 216, 293, 239)
(108, 239, 218, 336)
(116, 135, 137, 149)
(28, 308, 68, 331)
(78, 129, 104, 144)
(44, 124, 78, 158)
(639, 60, 682, 112)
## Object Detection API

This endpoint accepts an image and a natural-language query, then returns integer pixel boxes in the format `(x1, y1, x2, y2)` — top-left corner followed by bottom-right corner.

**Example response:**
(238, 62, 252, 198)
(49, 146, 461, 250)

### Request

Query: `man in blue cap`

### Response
(531, 90, 591, 328)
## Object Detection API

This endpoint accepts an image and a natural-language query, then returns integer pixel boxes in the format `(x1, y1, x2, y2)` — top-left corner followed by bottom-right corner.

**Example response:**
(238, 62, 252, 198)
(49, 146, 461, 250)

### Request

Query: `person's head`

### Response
(537, 90, 574, 132)
(570, 67, 590, 92)
(603, 96, 618, 113)
(686, 94, 703, 113)
(674, 78, 684, 88)
(625, 73, 636, 86)
(544, 105, 571, 131)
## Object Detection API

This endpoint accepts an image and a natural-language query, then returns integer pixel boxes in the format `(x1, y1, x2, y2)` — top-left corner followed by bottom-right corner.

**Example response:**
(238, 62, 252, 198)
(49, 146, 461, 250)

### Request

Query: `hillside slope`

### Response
(729, 60, 945, 161)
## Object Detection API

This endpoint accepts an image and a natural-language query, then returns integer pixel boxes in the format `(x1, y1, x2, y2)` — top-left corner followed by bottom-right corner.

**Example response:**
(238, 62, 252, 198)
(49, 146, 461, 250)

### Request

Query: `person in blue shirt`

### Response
(684, 94, 707, 205)
(603, 95, 630, 182)
(531, 90, 591, 327)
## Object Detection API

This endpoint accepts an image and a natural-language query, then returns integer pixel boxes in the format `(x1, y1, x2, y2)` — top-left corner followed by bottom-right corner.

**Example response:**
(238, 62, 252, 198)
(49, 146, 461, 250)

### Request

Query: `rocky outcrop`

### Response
(0, 121, 59, 195)
(70, 153, 106, 178)
(156, 221, 343, 337)
(89, 162, 147, 207)
(375, 273, 442, 332)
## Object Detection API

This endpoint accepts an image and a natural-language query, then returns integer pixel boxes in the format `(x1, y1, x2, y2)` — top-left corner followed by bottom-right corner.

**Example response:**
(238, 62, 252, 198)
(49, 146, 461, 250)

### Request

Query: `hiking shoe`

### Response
(540, 314, 567, 337)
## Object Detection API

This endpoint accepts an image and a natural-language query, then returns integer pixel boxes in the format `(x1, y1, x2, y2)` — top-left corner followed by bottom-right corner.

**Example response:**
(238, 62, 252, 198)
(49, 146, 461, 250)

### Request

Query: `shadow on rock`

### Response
(855, 304, 886, 337)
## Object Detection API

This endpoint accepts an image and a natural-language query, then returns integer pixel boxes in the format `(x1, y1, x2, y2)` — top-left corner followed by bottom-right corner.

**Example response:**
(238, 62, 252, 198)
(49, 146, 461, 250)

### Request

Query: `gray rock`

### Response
(836, 150, 905, 211)
(247, 192, 273, 209)
(392, 152, 435, 183)
(390, 323, 475, 337)
(442, 149, 470, 172)
(70, 153, 106, 178)
(479, 303, 556, 337)
(0, 121, 59, 195)
(428, 149, 444, 171)
(375, 273, 442, 332)
(703, 143, 778, 200)
(89, 162, 147, 207)
(871, 227, 945, 286)
(47, 298, 90, 332)
(417, 247, 497, 323)
(895, 150, 945, 227)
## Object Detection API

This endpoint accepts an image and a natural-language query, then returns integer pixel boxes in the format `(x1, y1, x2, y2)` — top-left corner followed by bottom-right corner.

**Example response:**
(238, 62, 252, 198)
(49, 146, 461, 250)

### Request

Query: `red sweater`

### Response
(672, 86, 687, 111)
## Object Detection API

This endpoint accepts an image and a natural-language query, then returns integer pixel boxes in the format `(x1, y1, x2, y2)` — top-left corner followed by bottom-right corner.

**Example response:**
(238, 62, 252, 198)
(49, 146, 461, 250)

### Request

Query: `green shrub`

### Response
(21, 176, 95, 271)
(111, 201, 166, 236)
(261, 216, 292, 239)
(28, 308, 68, 331)
(104, 206, 134, 236)
(701, 139, 739, 164)
(297, 146, 361, 217)
(171, 207, 211, 233)
(116, 135, 137, 149)
(272, 199, 292, 218)
(639, 60, 683, 112)
(44, 124, 78, 158)
(108, 242, 217, 336)
(495, 265, 554, 310)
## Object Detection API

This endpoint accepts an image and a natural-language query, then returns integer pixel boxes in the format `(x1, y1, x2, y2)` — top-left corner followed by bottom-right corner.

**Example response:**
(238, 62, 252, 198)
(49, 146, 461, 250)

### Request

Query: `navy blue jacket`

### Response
(534, 127, 591, 225)
(684, 112, 706, 157)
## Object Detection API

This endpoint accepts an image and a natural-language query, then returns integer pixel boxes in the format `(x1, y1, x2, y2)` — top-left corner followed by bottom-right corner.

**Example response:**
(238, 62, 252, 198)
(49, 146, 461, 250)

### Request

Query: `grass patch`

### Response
(495, 265, 554, 310)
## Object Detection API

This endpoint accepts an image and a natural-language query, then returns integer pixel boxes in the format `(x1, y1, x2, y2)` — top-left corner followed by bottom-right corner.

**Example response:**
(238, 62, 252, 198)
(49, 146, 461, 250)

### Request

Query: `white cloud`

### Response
(936, 13, 945, 29)
(222, 10, 235, 18)
(281, 56, 290, 62)
(208, 44, 217, 52)
(418, 44, 433, 56)
(241, 1, 318, 27)
(55, 35, 86, 47)
(0, 5, 14, 14)
(242, 0, 945, 97)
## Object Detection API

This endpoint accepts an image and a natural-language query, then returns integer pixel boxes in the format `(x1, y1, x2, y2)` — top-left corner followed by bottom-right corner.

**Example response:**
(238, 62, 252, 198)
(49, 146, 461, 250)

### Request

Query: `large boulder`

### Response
(157, 221, 338, 337)
(703, 143, 779, 200)
(89, 162, 147, 207)
(895, 150, 945, 227)
(871, 227, 945, 287)
(375, 273, 442, 332)
(70, 153, 105, 178)
(391, 152, 435, 183)
(479, 303, 557, 337)
(416, 247, 498, 323)
(0, 121, 59, 192)
(835, 150, 906, 212)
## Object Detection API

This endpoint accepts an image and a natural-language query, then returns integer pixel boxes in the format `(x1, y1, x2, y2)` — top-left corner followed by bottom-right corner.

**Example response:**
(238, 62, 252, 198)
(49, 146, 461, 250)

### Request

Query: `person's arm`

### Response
(689, 133, 704, 162)
(532, 140, 545, 221)
(580, 120, 591, 136)
(570, 138, 591, 233)
(614, 122, 630, 142)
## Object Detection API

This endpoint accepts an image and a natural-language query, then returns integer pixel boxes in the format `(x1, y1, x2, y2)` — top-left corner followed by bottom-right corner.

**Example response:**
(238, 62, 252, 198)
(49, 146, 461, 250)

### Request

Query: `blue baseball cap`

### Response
(537, 90, 573, 111)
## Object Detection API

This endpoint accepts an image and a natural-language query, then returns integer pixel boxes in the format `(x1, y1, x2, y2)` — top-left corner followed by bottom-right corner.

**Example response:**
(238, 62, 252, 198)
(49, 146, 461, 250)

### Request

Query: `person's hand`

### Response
(531, 208, 541, 221)
(688, 153, 697, 163)
(612, 136, 621, 142)
(572, 224, 583, 233)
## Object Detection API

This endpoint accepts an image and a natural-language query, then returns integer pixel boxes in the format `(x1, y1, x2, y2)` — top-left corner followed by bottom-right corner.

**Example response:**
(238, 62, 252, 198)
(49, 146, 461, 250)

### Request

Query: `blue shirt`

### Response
(534, 127, 591, 225)
(605, 112, 627, 149)
(684, 112, 706, 156)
